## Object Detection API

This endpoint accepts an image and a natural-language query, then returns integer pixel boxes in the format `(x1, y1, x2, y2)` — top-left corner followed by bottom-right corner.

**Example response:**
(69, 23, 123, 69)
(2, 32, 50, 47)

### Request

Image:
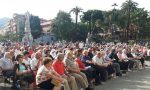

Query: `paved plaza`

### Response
(95, 67, 150, 90)
(1, 67, 150, 90)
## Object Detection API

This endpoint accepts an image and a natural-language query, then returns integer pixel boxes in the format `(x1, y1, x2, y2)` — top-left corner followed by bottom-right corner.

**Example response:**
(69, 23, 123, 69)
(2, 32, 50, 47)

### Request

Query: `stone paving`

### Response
(95, 68, 150, 90)
(1, 68, 150, 90)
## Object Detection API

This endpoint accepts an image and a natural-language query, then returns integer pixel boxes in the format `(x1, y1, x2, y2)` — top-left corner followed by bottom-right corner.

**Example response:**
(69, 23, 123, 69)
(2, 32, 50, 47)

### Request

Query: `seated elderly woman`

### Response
(52, 53, 78, 90)
(13, 54, 34, 90)
(36, 57, 63, 90)
(74, 49, 99, 86)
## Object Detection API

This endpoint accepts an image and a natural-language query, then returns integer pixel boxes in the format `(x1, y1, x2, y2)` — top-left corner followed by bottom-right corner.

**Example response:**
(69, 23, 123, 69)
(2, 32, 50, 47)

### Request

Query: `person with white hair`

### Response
(0, 47, 3, 58)
(63, 51, 89, 90)
(0, 52, 15, 83)
(117, 49, 131, 71)
(104, 49, 122, 76)
(36, 57, 62, 90)
(22, 51, 31, 67)
(50, 49, 57, 59)
(30, 51, 43, 75)
(147, 47, 150, 61)
(53, 53, 78, 90)
(92, 51, 115, 81)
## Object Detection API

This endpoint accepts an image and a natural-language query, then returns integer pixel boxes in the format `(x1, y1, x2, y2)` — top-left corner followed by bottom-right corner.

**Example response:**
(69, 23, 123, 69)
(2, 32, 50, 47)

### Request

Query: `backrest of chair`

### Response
(0, 67, 3, 78)
(0, 67, 2, 75)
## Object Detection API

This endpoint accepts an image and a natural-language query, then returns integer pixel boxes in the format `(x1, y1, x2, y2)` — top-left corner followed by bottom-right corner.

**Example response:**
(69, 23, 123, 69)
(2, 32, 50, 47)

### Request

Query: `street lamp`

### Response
(90, 12, 94, 33)
(112, 3, 118, 10)
(111, 3, 118, 41)
(17, 34, 20, 42)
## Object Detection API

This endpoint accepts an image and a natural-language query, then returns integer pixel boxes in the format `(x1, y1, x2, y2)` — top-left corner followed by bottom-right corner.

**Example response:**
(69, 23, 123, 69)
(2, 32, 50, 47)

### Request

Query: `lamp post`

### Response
(112, 3, 118, 10)
(111, 3, 118, 41)
(17, 34, 19, 42)
(90, 12, 94, 34)
(126, 0, 133, 43)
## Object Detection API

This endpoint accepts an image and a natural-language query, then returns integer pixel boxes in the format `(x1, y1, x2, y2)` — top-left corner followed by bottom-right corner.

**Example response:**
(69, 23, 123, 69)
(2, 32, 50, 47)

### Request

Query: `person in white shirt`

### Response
(0, 52, 15, 84)
(0, 52, 14, 76)
(23, 51, 31, 67)
(117, 49, 131, 71)
(104, 50, 122, 76)
(92, 51, 115, 81)
(36, 57, 62, 90)
(14, 48, 22, 57)
(50, 49, 57, 59)
(63, 51, 89, 90)
(30, 51, 42, 71)
(147, 47, 150, 60)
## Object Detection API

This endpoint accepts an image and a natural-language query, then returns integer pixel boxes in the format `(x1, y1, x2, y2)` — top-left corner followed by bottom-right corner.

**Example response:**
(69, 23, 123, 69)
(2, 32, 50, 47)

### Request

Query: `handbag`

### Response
(24, 71, 34, 78)
(51, 78, 61, 86)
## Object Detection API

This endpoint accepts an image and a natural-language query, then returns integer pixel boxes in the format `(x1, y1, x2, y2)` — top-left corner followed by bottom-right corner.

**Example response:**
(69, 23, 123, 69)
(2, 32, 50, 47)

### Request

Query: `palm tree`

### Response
(121, 0, 138, 42)
(70, 6, 83, 30)
(112, 3, 118, 10)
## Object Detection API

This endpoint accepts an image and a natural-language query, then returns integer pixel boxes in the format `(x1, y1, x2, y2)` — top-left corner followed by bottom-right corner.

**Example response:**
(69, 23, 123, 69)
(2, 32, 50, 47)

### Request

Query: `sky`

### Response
(0, 0, 150, 20)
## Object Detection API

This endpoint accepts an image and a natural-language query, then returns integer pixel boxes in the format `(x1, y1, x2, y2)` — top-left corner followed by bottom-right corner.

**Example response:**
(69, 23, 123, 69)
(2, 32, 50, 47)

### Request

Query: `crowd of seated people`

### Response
(0, 42, 149, 90)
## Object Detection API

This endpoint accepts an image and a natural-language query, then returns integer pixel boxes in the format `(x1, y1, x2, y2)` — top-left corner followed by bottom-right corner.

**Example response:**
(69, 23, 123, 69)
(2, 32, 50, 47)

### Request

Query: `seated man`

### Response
(30, 51, 43, 76)
(92, 51, 115, 80)
(116, 49, 132, 71)
(134, 48, 145, 69)
(63, 51, 89, 90)
(81, 50, 108, 82)
(105, 50, 122, 76)
(126, 48, 140, 70)
(45, 50, 54, 60)
(0, 52, 15, 83)
(74, 49, 98, 85)
(121, 49, 134, 71)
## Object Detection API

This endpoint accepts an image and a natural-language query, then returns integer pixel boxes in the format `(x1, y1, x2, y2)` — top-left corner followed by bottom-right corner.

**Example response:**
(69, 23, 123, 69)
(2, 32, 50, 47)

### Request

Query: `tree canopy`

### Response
(30, 15, 42, 39)
(70, 6, 83, 30)
(51, 11, 74, 41)
(43, 0, 150, 42)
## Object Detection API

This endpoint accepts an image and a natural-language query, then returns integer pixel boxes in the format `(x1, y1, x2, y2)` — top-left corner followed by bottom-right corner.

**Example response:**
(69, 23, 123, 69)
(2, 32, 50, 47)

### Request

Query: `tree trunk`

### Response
(75, 14, 78, 30)
(126, 2, 131, 43)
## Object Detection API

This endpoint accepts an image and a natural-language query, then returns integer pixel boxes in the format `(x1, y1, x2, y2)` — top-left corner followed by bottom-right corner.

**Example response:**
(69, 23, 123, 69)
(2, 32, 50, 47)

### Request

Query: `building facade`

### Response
(0, 12, 55, 43)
